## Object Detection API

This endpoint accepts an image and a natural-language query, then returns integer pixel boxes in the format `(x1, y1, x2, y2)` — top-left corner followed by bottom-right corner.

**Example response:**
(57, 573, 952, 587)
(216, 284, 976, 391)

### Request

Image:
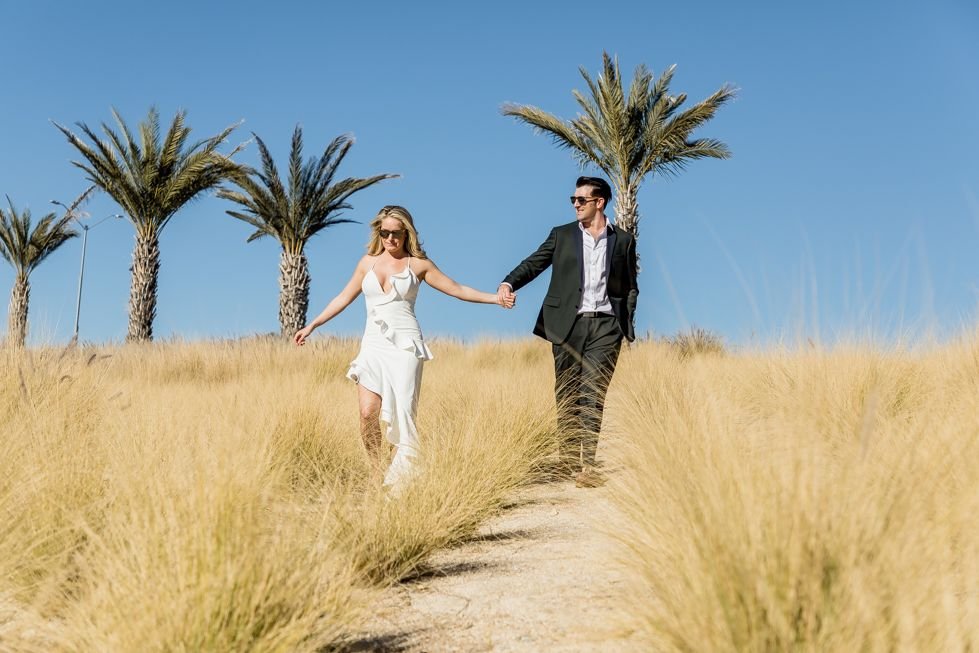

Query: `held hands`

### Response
(294, 325, 314, 346)
(496, 283, 516, 309)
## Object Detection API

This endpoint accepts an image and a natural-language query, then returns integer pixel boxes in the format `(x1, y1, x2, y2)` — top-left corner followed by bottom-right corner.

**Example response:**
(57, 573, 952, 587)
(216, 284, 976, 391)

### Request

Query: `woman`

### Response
(294, 205, 513, 487)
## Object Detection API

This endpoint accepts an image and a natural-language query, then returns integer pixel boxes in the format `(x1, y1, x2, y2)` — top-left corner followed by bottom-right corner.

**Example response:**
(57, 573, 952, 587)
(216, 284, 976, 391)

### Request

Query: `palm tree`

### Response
(53, 107, 243, 342)
(218, 126, 397, 337)
(502, 51, 735, 242)
(0, 197, 78, 347)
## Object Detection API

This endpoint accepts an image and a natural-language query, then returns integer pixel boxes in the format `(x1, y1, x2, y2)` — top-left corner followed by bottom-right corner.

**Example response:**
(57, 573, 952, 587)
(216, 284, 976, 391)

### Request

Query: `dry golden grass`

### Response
(8, 334, 979, 651)
(0, 337, 554, 652)
(608, 338, 979, 652)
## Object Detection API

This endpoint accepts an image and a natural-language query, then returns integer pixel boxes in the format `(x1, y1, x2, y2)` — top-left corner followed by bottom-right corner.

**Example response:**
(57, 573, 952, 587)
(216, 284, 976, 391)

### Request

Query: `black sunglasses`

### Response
(570, 196, 600, 206)
(378, 228, 406, 239)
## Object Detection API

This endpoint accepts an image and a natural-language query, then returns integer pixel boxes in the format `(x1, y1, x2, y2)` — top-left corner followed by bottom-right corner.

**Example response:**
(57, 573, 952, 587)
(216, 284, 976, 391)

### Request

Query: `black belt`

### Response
(578, 311, 613, 318)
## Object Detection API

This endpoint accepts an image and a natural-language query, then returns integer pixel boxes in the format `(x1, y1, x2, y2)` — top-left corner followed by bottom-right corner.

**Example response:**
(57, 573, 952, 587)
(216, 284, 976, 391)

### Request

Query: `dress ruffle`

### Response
(372, 314, 434, 361)
(345, 359, 379, 395)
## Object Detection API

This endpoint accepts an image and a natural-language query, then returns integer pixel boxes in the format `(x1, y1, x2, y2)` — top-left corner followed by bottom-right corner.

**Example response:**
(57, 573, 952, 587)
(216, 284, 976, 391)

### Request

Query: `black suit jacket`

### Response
(503, 221, 639, 344)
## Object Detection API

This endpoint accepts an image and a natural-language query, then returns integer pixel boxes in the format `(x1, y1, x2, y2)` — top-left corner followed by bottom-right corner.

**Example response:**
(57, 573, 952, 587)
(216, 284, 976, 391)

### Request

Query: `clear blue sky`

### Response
(2, 1, 978, 346)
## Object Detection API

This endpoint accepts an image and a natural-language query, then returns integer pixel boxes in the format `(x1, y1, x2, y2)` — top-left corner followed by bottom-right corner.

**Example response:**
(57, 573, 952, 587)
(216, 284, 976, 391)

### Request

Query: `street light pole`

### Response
(51, 200, 122, 343)
(73, 224, 90, 343)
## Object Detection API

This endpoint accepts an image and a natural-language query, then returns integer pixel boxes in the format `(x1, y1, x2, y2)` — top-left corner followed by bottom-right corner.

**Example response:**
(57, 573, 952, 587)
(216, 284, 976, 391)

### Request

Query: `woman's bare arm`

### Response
(416, 258, 513, 307)
(295, 256, 370, 345)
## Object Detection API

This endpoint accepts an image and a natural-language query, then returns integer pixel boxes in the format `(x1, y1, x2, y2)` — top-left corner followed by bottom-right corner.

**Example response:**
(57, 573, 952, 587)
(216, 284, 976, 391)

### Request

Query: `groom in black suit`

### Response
(498, 176, 639, 487)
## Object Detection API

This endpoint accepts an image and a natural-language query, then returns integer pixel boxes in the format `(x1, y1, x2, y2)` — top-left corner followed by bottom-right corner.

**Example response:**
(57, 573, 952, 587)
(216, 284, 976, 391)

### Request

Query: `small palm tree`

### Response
(54, 107, 243, 342)
(0, 197, 78, 347)
(218, 126, 397, 337)
(503, 51, 735, 242)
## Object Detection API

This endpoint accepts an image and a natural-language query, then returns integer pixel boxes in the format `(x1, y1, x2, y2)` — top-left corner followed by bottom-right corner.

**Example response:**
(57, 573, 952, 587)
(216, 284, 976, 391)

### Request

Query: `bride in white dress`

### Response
(294, 206, 514, 487)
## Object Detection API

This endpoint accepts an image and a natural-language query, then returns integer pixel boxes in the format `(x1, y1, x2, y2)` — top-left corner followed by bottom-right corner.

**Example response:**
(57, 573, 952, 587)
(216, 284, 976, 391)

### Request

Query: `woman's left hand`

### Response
(498, 292, 516, 309)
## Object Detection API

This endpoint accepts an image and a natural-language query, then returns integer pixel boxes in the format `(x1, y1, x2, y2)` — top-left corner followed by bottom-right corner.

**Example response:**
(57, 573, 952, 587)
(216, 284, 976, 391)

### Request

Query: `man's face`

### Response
(571, 185, 602, 223)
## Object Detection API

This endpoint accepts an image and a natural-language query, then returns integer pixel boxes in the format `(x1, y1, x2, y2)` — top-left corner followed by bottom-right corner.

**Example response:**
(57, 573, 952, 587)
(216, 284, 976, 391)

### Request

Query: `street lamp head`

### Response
(82, 212, 124, 229)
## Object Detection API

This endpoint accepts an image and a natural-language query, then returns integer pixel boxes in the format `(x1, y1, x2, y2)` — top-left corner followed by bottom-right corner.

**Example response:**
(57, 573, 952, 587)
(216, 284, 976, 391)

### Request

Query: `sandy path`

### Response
(346, 474, 637, 652)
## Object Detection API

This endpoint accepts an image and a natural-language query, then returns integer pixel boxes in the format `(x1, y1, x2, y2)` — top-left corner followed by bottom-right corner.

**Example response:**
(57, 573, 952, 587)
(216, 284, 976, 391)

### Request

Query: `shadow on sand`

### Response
(460, 528, 536, 544)
(334, 631, 414, 653)
(401, 559, 501, 584)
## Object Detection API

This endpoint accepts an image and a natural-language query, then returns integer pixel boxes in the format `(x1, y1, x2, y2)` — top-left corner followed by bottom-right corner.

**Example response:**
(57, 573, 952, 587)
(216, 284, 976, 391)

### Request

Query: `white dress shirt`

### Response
(579, 222, 613, 315)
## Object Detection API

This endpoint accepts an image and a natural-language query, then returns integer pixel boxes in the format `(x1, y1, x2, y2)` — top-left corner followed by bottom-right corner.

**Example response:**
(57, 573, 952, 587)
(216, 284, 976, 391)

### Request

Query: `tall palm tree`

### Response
(502, 51, 735, 242)
(54, 107, 243, 342)
(0, 197, 78, 347)
(218, 126, 397, 337)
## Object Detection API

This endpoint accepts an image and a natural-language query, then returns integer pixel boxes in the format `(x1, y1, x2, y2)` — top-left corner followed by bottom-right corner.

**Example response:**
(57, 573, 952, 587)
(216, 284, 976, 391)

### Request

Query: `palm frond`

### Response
(310, 135, 354, 198)
(101, 120, 139, 181)
(502, 51, 735, 236)
(55, 120, 142, 221)
(502, 104, 597, 164)
(655, 138, 733, 178)
(0, 196, 77, 274)
(79, 122, 127, 182)
(254, 134, 287, 207)
(110, 106, 141, 166)
(63, 185, 97, 217)
(225, 209, 275, 243)
(160, 110, 189, 174)
(29, 212, 78, 270)
(221, 126, 395, 254)
(288, 125, 304, 207)
(139, 106, 162, 172)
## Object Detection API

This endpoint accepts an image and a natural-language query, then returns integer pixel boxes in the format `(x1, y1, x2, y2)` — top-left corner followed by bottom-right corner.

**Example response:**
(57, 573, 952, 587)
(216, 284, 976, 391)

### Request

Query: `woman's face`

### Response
(378, 217, 407, 255)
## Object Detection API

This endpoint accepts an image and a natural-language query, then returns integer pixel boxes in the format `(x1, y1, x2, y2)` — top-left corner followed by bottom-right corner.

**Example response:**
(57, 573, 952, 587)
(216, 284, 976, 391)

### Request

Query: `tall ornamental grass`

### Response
(608, 338, 979, 651)
(0, 337, 554, 651)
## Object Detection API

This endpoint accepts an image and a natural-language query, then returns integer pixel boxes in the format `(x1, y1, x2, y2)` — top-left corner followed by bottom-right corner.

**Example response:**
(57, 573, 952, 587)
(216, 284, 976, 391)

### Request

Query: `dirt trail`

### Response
(348, 472, 637, 652)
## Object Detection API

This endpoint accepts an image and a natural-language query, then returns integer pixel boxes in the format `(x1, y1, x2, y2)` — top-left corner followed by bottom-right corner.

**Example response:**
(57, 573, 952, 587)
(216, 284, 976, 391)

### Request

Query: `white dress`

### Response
(346, 257, 433, 487)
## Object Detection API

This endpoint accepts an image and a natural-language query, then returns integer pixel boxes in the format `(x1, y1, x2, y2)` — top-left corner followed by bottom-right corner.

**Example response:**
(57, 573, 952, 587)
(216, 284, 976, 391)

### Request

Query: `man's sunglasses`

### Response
(570, 196, 600, 206)
(378, 228, 406, 239)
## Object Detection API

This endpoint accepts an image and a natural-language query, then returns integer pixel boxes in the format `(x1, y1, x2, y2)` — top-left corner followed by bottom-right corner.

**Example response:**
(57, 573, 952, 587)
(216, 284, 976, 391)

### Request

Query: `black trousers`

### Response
(552, 313, 622, 469)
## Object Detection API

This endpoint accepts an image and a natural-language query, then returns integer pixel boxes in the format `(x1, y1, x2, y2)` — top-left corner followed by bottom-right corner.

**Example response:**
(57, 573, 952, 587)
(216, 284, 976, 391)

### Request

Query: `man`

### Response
(498, 176, 639, 488)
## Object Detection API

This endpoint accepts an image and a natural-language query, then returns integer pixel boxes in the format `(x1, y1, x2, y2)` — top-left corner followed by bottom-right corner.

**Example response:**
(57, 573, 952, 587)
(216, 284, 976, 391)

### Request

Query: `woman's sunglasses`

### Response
(378, 229, 406, 239)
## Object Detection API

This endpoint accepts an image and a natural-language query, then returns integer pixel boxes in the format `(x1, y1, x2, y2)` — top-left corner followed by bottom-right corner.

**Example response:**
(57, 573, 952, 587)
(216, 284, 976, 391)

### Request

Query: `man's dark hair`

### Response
(576, 176, 612, 203)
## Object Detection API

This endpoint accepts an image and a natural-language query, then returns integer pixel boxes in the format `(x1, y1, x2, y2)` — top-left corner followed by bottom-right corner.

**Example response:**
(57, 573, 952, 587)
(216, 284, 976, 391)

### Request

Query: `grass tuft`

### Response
(0, 337, 553, 650)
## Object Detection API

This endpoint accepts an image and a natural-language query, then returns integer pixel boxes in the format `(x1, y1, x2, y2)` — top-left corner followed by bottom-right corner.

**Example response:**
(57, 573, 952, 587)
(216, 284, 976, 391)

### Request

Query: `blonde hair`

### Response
(366, 205, 427, 258)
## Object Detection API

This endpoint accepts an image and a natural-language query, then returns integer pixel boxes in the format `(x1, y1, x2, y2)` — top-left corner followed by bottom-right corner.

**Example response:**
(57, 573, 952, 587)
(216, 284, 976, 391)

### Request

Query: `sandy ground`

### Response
(345, 472, 638, 652)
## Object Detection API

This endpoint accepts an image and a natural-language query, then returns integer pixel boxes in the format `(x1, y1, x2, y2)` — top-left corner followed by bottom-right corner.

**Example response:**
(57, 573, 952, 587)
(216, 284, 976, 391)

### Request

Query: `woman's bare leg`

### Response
(357, 385, 385, 476)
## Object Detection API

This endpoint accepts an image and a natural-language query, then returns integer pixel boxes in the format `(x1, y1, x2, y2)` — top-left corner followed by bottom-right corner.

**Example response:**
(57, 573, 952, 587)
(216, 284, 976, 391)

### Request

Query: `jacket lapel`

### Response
(605, 225, 617, 280)
(573, 223, 584, 286)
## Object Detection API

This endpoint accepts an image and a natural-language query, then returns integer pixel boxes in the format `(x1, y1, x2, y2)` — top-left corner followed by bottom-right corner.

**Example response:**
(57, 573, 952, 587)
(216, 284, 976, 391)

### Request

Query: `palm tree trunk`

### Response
(127, 232, 160, 343)
(7, 273, 29, 348)
(279, 250, 310, 338)
(614, 184, 642, 272)
(614, 184, 640, 239)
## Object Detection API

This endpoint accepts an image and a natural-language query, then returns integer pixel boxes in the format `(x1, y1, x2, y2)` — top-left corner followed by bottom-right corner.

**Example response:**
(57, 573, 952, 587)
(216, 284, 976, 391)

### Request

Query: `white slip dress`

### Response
(346, 257, 433, 487)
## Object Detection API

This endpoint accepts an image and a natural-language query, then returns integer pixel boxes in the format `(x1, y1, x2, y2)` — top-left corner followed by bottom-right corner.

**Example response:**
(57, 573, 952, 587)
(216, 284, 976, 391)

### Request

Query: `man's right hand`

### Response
(497, 283, 516, 309)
